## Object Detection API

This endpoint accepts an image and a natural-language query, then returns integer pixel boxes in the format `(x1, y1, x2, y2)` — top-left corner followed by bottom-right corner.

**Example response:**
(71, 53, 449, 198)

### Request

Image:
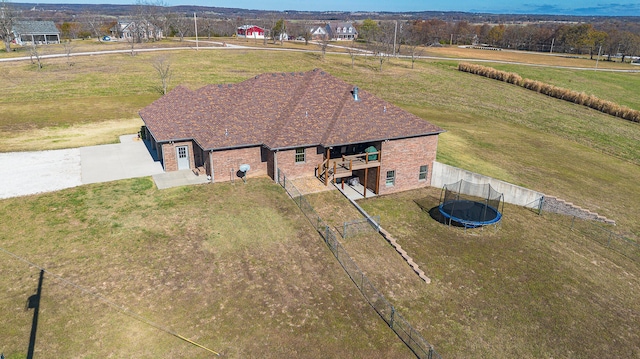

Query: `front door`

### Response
(176, 146, 190, 170)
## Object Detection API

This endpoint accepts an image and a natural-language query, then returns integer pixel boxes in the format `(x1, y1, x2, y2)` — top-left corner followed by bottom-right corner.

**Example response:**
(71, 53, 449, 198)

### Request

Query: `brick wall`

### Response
(161, 141, 196, 172)
(378, 135, 438, 195)
(275, 146, 324, 179)
(210, 146, 267, 183)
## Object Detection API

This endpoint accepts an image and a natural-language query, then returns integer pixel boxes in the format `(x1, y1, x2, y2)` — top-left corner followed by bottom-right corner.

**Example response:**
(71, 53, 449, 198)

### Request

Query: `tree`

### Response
(63, 40, 75, 66)
(167, 13, 189, 42)
(487, 25, 505, 47)
(0, 0, 16, 53)
(29, 42, 43, 69)
(60, 22, 82, 40)
(345, 39, 359, 68)
(272, 18, 285, 45)
(359, 18, 378, 43)
(152, 56, 172, 95)
(317, 33, 330, 60)
(405, 22, 423, 69)
(80, 12, 106, 41)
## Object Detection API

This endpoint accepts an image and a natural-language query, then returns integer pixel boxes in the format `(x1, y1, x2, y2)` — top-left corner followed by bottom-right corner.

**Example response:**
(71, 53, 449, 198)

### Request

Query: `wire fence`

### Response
(342, 216, 381, 238)
(277, 169, 441, 359)
(568, 216, 640, 262)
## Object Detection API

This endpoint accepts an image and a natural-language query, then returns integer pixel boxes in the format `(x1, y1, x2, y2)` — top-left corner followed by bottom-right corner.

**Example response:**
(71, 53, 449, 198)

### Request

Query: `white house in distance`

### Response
(309, 25, 328, 40)
(325, 22, 358, 40)
(12, 21, 61, 45)
(111, 20, 163, 41)
(236, 25, 265, 39)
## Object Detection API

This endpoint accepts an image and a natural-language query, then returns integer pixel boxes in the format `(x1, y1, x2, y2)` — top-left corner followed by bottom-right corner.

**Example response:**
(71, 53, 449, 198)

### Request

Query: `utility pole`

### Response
(393, 20, 397, 57)
(595, 44, 602, 70)
(194, 12, 198, 51)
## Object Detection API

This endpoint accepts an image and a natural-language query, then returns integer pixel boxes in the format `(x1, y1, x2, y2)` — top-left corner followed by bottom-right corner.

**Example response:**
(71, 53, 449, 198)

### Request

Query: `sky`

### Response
(26, 0, 640, 16)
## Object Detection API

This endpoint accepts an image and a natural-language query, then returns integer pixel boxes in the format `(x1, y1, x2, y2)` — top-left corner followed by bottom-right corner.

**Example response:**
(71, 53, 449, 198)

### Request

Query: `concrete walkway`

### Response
(153, 170, 210, 190)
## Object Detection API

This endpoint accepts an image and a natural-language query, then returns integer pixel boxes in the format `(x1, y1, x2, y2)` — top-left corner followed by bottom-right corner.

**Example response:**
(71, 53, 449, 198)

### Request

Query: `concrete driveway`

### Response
(0, 135, 164, 199)
(81, 135, 164, 184)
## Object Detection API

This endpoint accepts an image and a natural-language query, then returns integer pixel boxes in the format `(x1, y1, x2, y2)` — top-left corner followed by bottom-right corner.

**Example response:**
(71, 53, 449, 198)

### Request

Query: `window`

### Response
(295, 148, 305, 163)
(386, 170, 396, 186)
(419, 165, 429, 181)
(349, 27, 353, 33)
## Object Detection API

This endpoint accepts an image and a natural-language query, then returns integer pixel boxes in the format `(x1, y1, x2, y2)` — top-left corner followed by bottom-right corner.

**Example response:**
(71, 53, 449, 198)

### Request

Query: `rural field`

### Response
(1, 39, 639, 358)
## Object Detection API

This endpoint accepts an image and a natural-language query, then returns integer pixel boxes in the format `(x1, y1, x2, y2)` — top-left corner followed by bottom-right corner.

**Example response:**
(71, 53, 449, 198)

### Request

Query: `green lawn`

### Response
(489, 64, 640, 111)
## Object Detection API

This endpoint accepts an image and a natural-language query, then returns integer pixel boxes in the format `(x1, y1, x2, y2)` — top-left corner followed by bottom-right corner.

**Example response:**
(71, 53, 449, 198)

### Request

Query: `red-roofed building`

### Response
(236, 25, 265, 39)
(139, 69, 444, 195)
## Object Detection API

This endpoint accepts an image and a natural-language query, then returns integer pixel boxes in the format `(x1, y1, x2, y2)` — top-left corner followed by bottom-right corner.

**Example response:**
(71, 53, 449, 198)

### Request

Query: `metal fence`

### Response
(277, 169, 441, 359)
(342, 216, 381, 238)
(568, 216, 640, 262)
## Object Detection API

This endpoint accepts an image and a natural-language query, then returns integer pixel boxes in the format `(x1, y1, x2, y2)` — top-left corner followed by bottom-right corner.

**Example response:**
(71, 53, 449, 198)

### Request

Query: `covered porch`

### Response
(317, 143, 381, 197)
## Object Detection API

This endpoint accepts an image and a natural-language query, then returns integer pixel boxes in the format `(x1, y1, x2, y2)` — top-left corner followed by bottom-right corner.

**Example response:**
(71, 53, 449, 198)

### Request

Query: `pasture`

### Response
(1, 39, 639, 357)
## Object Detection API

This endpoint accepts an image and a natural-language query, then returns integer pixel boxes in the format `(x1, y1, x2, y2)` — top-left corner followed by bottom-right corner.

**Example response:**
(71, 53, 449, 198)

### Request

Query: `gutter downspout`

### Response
(273, 150, 278, 182)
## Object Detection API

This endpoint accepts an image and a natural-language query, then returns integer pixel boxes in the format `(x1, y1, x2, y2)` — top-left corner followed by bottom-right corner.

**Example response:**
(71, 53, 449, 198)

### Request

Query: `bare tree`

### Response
(29, 42, 43, 69)
(405, 21, 423, 69)
(371, 21, 395, 71)
(0, 0, 16, 53)
(167, 13, 189, 41)
(317, 33, 330, 60)
(63, 40, 76, 66)
(152, 56, 172, 95)
(80, 12, 106, 42)
(345, 39, 359, 68)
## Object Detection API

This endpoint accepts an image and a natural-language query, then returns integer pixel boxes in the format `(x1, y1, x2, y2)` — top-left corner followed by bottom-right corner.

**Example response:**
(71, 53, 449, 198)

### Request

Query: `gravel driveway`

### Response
(0, 149, 82, 199)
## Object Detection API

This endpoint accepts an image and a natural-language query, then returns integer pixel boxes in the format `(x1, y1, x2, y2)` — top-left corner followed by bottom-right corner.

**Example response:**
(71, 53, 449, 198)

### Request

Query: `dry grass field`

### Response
(1, 40, 639, 358)
(0, 178, 414, 358)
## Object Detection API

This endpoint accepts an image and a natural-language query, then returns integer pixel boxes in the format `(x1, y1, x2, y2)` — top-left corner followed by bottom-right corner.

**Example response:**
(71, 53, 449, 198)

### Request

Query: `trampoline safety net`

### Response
(439, 179, 504, 227)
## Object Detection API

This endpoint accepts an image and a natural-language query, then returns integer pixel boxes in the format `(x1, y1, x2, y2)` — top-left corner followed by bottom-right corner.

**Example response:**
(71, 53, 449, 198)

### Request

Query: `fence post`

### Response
(607, 231, 612, 247)
(428, 346, 434, 359)
(570, 215, 575, 230)
(343, 222, 348, 238)
(538, 196, 544, 215)
(390, 305, 395, 328)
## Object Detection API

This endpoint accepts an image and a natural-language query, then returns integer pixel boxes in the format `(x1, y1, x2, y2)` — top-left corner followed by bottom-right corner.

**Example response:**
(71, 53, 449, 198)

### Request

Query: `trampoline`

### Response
(438, 180, 504, 228)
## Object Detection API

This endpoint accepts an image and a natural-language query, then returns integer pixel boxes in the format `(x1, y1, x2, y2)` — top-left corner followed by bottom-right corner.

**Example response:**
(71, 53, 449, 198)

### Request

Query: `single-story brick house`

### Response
(139, 69, 444, 195)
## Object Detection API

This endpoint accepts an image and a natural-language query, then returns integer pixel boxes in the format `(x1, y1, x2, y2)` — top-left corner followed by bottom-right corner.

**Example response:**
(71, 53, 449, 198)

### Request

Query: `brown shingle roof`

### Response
(139, 69, 444, 151)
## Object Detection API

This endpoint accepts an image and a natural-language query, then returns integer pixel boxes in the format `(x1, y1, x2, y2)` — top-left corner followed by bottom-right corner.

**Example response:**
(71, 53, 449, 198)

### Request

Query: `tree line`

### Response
(391, 19, 640, 61)
(2, 0, 640, 61)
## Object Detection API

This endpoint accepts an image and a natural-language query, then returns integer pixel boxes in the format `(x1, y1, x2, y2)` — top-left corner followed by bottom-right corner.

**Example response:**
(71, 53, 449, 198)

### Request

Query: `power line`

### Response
(0, 245, 220, 356)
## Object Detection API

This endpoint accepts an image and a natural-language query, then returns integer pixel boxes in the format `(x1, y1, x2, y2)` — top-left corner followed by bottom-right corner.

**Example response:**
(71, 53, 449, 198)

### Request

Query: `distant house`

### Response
(12, 21, 60, 45)
(309, 26, 328, 40)
(236, 25, 265, 39)
(111, 20, 163, 41)
(325, 22, 357, 41)
(139, 69, 443, 196)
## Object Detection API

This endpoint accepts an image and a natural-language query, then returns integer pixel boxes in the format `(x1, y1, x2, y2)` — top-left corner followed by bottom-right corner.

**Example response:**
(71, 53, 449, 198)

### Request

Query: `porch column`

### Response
(363, 167, 368, 198)
(325, 147, 330, 186)
(375, 148, 382, 194)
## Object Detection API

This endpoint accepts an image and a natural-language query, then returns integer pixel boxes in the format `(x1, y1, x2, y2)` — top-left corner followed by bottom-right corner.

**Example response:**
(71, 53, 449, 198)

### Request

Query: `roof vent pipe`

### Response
(353, 86, 359, 101)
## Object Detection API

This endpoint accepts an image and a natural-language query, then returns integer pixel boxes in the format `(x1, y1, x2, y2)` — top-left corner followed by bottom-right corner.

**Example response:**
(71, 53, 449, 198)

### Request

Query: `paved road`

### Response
(0, 135, 164, 199)
(2, 41, 638, 73)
